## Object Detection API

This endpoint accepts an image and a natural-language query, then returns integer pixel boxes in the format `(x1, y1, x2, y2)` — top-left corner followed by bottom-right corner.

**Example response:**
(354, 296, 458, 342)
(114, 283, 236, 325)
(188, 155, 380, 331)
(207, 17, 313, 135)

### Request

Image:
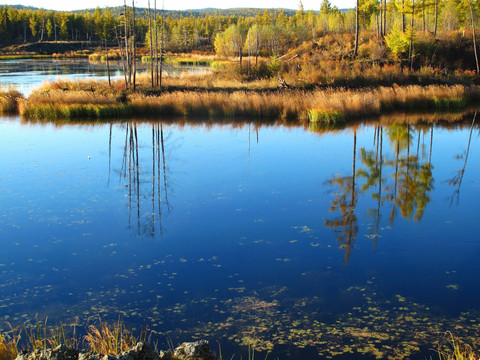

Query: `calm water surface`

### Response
(0, 115, 479, 359)
(0, 58, 209, 95)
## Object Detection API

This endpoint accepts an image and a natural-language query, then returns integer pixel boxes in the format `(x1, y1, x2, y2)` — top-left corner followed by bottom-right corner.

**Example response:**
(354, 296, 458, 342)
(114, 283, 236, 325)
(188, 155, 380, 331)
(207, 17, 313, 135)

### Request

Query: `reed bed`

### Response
(18, 85, 132, 120)
(12, 76, 473, 122)
(130, 84, 468, 123)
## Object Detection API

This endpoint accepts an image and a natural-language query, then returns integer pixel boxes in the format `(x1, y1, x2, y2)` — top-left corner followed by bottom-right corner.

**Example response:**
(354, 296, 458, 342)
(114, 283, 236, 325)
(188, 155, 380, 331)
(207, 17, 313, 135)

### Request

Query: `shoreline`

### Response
(1, 81, 477, 125)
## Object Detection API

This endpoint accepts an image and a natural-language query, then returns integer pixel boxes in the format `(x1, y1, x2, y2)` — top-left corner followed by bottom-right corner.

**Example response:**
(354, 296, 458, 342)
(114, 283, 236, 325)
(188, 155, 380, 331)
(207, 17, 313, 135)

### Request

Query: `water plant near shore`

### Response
(0, 328, 20, 360)
(85, 318, 138, 355)
(438, 333, 480, 360)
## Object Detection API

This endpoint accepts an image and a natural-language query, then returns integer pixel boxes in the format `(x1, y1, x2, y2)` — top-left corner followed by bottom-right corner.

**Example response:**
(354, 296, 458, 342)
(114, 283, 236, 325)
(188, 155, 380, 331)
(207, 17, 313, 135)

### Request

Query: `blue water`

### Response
(0, 59, 209, 95)
(0, 116, 479, 359)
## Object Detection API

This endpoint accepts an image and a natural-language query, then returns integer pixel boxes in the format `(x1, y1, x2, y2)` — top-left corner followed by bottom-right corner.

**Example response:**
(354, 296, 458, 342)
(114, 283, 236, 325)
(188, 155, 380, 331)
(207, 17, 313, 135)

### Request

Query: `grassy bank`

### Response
(7, 78, 477, 123)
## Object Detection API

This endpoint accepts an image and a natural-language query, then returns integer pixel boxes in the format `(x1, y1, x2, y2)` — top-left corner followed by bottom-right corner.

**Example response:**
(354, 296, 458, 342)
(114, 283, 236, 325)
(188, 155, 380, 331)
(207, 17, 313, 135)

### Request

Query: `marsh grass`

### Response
(23, 317, 79, 351)
(18, 81, 132, 120)
(2, 317, 149, 359)
(89, 51, 122, 62)
(15, 76, 471, 122)
(308, 109, 345, 125)
(0, 89, 24, 114)
(85, 318, 143, 355)
(21, 103, 133, 120)
(0, 327, 20, 360)
(438, 333, 479, 360)
(129, 84, 466, 122)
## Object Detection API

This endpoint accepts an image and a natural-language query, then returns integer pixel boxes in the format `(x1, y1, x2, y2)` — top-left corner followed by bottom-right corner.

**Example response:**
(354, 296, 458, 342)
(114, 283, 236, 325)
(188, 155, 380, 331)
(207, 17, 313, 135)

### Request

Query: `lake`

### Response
(0, 58, 210, 95)
(0, 111, 479, 359)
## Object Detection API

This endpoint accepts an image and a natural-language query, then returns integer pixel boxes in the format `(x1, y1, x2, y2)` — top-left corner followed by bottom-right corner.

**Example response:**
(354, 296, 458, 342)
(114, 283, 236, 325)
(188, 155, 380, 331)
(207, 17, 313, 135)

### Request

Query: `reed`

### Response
(89, 51, 122, 62)
(438, 333, 479, 360)
(20, 103, 133, 120)
(16, 76, 471, 123)
(308, 109, 345, 125)
(85, 318, 138, 355)
(0, 89, 24, 114)
(0, 327, 20, 360)
(22, 316, 79, 351)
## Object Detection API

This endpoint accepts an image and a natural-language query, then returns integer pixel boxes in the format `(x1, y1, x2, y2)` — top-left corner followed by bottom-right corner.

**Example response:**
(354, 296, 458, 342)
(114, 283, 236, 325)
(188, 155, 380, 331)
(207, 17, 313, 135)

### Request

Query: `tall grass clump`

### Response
(85, 318, 139, 355)
(23, 316, 79, 351)
(0, 89, 23, 114)
(438, 333, 479, 360)
(307, 109, 345, 125)
(18, 85, 131, 120)
(0, 328, 20, 360)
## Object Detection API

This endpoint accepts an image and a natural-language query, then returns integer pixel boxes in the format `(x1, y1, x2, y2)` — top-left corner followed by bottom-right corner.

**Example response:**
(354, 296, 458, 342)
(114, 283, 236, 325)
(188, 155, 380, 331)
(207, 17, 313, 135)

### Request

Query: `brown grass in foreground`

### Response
(438, 333, 480, 360)
(0, 327, 20, 360)
(85, 318, 140, 355)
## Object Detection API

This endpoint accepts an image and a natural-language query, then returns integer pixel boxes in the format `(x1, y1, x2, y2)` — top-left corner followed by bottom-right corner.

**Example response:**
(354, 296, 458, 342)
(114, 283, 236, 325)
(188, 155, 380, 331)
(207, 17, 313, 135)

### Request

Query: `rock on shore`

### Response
(15, 341, 216, 360)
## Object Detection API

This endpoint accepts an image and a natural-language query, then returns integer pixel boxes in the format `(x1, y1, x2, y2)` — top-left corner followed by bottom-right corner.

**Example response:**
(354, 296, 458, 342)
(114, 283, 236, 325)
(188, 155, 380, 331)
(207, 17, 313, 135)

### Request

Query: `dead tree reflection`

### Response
(113, 122, 172, 237)
(325, 130, 358, 265)
(448, 111, 477, 206)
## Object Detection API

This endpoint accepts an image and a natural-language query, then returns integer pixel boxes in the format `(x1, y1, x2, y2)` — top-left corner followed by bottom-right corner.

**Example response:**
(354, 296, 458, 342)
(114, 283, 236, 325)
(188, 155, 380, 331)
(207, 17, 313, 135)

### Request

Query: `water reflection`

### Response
(2, 113, 480, 360)
(447, 111, 477, 205)
(108, 122, 172, 236)
(357, 126, 383, 249)
(323, 116, 479, 263)
(324, 129, 358, 265)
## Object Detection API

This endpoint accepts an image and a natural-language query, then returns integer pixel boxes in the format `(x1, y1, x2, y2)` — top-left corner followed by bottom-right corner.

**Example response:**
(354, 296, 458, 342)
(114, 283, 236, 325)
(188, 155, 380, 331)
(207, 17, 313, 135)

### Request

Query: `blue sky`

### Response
(0, 0, 354, 12)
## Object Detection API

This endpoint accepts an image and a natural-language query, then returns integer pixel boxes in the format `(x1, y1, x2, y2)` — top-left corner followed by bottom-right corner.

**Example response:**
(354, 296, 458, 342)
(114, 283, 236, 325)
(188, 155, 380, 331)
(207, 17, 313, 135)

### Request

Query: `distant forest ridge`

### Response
(4, 4, 350, 18)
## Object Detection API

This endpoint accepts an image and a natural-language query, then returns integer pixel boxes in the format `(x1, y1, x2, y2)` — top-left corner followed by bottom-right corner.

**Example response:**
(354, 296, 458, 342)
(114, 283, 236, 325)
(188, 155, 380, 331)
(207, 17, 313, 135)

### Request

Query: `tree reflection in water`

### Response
(448, 111, 477, 206)
(108, 122, 172, 237)
(326, 121, 437, 263)
(324, 129, 358, 265)
(357, 126, 383, 249)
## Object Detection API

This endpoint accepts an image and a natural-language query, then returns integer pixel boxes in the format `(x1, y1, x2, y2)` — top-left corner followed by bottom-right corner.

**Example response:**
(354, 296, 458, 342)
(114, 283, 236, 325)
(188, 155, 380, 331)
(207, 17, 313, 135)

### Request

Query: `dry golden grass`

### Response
(0, 328, 20, 360)
(85, 318, 139, 355)
(15, 75, 471, 122)
(129, 84, 467, 123)
(438, 333, 480, 360)
(0, 89, 24, 114)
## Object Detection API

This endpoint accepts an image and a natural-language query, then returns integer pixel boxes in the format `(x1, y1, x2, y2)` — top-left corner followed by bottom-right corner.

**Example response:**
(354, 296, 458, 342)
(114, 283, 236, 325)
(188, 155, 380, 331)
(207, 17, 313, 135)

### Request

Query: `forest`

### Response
(0, 0, 479, 70)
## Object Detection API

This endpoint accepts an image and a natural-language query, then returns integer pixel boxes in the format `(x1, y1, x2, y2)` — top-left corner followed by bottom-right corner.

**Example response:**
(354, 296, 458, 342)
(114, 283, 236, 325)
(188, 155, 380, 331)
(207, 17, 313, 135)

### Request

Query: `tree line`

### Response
(0, 0, 479, 54)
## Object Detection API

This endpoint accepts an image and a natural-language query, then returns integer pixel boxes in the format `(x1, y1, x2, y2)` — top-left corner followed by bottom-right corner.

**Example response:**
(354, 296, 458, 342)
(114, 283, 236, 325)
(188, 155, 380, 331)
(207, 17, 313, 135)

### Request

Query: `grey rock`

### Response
(172, 340, 215, 360)
(15, 345, 79, 360)
(158, 350, 174, 360)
